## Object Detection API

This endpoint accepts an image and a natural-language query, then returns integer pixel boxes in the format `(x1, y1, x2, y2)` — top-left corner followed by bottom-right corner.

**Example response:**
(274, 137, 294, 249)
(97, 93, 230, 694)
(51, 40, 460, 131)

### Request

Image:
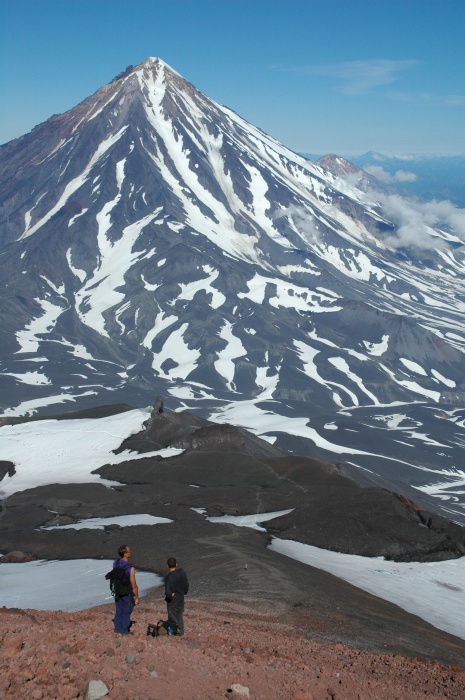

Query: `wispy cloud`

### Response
(364, 165, 417, 183)
(390, 91, 465, 106)
(374, 194, 465, 250)
(445, 95, 465, 106)
(274, 59, 421, 95)
(273, 205, 321, 244)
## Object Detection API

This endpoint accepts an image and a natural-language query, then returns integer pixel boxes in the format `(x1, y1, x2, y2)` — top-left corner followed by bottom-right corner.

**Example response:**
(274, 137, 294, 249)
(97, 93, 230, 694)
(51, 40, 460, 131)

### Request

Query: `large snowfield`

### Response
(1, 408, 464, 640)
(0, 407, 183, 500)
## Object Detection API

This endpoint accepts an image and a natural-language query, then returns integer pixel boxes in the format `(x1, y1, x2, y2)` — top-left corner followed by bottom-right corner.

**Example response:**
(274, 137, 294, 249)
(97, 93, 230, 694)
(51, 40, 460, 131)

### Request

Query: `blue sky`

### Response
(1, 0, 464, 154)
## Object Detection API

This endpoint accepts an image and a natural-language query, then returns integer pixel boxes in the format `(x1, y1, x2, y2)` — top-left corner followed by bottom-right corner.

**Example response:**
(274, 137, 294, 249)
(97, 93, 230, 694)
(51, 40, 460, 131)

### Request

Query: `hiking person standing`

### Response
(165, 557, 189, 636)
(113, 544, 139, 635)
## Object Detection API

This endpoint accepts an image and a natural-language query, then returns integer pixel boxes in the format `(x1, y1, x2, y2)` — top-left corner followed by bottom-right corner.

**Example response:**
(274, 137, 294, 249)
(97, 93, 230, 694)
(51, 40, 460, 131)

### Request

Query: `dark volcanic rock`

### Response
(4, 401, 464, 564)
(105, 403, 465, 561)
(2, 403, 464, 565)
(117, 399, 283, 458)
(266, 485, 465, 561)
(115, 399, 213, 453)
(0, 461, 16, 480)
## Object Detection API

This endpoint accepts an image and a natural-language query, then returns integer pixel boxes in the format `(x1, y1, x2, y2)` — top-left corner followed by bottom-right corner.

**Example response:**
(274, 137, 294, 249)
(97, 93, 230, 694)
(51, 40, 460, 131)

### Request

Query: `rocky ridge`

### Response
(1, 596, 465, 700)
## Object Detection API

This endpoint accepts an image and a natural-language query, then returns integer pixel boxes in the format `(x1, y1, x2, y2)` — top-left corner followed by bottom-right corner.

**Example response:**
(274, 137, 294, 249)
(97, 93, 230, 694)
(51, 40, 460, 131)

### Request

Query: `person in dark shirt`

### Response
(165, 557, 189, 636)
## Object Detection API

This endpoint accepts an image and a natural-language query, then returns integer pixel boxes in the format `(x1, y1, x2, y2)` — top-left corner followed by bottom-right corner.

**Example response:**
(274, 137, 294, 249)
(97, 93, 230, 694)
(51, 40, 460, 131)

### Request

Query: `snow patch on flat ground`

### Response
(41, 514, 173, 530)
(206, 510, 294, 531)
(0, 559, 162, 612)
(269, 537, 465, 642)
(197, 509, 465, 641)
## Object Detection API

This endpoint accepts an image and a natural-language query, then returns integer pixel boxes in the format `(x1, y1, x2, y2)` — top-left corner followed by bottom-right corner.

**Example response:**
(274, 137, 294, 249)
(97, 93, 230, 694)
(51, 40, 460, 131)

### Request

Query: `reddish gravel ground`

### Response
(1, 597, 465, 700)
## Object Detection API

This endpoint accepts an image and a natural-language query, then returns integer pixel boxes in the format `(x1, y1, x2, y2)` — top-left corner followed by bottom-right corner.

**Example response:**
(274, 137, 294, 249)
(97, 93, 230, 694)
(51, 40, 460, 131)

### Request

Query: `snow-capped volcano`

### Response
(1, 57, 465, 523)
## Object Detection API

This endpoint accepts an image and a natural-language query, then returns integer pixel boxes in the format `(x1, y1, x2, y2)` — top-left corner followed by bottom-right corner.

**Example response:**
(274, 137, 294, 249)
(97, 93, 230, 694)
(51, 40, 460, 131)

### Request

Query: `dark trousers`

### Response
(114, 594, 134, 634)
(167, 598, 185, 635)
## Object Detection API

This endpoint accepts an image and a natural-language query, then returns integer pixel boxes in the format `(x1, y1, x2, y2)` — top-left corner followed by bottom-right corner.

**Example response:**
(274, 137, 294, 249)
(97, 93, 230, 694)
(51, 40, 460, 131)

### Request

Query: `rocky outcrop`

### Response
(2, 401, 464, 564)
(0, 461, 15, 481)
(117, 399, 283, 458)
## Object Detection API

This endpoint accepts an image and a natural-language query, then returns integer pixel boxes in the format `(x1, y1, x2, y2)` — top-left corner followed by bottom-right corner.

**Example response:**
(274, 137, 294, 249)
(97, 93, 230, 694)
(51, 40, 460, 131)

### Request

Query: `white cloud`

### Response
(392, 154, 417, 161)
(276, 59, 420, 95)
(394, 170, 418, 182)
(344, 172, 368, 191)
(445, 95, 465, 106)
(364, 165, 417, 183)
(274, 205, 321, 244)
(374, 193, 465, 250)
(390, 91, 465, 107)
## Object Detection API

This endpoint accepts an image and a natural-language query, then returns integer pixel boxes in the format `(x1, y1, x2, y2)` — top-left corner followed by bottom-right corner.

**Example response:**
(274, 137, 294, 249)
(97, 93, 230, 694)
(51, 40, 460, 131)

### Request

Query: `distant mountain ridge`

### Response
(302, 151, 465, 207)
(1, 57, 465, 524)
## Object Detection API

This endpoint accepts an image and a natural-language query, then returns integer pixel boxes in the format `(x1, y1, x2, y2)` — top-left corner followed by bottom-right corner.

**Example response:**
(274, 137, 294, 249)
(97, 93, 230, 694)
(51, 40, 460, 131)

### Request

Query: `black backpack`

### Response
(105, 561, 132, 600)
(147, 619, 178, 637)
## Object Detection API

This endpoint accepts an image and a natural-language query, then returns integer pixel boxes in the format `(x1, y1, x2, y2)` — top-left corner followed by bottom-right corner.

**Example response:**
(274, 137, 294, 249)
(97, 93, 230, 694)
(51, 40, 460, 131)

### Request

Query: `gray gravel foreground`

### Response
(1, 596, 465, 700)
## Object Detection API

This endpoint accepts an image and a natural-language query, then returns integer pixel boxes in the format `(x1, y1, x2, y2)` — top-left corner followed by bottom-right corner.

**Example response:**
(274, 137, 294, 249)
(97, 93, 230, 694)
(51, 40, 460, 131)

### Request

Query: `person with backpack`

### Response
(165, 557, 189, 636)
(112, 544, 139, 635)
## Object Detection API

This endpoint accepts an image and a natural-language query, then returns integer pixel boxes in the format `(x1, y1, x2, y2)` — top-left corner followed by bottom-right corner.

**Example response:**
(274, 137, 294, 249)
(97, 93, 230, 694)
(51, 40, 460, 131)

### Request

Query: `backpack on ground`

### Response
(105, 561, 132, 600)
(147, 619, 178, 637)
